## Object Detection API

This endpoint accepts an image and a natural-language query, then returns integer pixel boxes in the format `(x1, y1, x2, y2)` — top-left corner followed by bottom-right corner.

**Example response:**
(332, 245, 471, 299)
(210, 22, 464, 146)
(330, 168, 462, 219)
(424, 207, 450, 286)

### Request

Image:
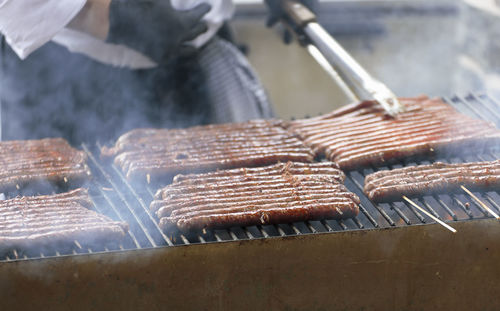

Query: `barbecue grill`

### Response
(2, 1, 500, 309)
(1, 94, 500, 310)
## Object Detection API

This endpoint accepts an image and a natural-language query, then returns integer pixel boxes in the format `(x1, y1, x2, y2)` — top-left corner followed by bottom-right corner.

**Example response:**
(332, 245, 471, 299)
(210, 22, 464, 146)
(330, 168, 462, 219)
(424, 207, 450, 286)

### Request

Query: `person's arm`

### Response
(0, 0, 88, 59)
(67, 0, 111, 40)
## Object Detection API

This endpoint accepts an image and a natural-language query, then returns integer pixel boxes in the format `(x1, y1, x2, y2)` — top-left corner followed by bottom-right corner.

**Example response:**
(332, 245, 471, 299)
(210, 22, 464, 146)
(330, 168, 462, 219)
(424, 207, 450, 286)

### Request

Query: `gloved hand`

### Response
(106, 0, 211, 64)
(264, 0, 318, 44)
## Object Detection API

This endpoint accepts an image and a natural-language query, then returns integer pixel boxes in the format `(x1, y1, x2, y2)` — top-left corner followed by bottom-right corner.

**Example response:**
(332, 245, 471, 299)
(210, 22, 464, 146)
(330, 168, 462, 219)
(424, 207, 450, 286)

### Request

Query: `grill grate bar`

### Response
(402, 200, 426, 223)
(346, 172, 395, 226)
(384, 164, 416, 224)
(420, 199, 441, 220)
(305, 221, 318, 233)
(453, 95, 496, 125)
(243, 228, 255, 239)
(96, 186, 141, 249)
(469, 94, 500, 123)
(469, 195, 492, 218)
(321, 220, 334, 232)
(352, 217, 364, 229)
(476, 154, 500, 214)
(83, 144, 159, 248)
(337, 220, 347, 230)
(275, 225, 287, 236)
(110, 166, 174, 247)
(258, 226, 270, 238)
(432, 195, 457, 220)
(389, 203, 412, 225)
(229, 230, 239, 240)
(357, 204, 378, 227)
(290, 224, 301, 235)
(454, 193, 474, 218)
(480, 94, 500, 119)
(482, 194, 500, 214)
(213, 232, 223, 242)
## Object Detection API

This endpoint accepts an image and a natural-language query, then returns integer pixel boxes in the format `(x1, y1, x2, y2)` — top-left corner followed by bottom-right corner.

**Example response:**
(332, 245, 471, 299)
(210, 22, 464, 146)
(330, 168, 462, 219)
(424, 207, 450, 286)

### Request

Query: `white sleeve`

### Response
(171, 0, 234, 48)
(0, 0, 87, 59)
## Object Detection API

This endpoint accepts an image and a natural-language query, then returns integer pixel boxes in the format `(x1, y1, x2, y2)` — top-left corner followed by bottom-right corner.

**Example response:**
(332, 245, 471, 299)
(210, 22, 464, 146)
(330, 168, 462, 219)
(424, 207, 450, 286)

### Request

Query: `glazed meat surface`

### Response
(0, 188, 128, 251)
(289, 96, 500, 170)
(364, 160, 500, 202)
(102, 120, 315, 181)
(151, 162, 359, 232)
(0, 138, 91, 192)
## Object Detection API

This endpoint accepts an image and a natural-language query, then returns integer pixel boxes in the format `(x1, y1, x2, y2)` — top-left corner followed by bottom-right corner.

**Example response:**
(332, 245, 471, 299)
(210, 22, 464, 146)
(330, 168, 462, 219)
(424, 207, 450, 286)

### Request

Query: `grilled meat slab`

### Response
(0, 138, 91, 192)
(151, 162, 359, 232)
(102, 120, 315, 181)
(364, 160, 500, 202)
(0, 188, 128, 251)
(289, 96, 500, 170)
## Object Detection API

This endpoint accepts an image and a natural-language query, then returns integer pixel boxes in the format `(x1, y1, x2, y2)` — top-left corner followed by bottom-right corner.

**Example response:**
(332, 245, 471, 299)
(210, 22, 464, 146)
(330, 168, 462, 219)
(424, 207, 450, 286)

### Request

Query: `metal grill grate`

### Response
(2, 93, 500, 261)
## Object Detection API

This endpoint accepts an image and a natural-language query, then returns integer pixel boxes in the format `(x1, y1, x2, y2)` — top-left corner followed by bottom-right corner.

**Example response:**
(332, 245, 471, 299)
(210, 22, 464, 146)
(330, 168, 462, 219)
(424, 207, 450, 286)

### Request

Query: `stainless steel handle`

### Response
(304, 23, 403, 116)
(279, 0, 404, 116)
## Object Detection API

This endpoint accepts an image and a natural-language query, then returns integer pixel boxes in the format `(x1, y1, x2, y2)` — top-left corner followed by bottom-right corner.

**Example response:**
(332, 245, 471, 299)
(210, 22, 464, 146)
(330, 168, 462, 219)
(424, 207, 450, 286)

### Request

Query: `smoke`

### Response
(1, 41, 207, 145)
(326, 1, 461, 98)
(454, 1, 500, 99)
(329, 1, 500, 100)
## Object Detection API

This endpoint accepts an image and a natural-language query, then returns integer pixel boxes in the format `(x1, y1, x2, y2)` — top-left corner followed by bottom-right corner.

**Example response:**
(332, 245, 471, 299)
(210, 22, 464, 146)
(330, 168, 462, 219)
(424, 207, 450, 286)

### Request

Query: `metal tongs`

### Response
(278, 0, 405, 116)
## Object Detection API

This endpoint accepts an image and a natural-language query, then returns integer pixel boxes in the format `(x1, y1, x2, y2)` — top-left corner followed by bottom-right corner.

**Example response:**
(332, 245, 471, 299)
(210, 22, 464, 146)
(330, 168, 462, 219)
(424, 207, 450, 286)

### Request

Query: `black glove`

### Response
(264, 0, 318, 44)
(106, 0, 211, 64)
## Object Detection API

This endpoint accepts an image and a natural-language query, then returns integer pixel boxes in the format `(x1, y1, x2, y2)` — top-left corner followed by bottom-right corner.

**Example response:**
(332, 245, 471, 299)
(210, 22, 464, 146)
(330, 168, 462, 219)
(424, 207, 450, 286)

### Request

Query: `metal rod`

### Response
(303, 23, 404, 116)
(461, 185, 500, 219)
(306, 44, 359, 102)
(84, 144, 164, 247)
(403, 196, 457, 233)
(278, 0, 403, 116)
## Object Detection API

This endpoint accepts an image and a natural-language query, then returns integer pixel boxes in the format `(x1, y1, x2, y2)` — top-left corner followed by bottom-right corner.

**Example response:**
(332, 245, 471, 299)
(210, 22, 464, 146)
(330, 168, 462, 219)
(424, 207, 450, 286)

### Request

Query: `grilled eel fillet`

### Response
(101, 120, 315, 181)
(288, 96, 500, 170)
(0, 138, 91, 192)
(364, 160, 500, 202)
(0, 188, 128, 251)
(151, 162, 359, 232)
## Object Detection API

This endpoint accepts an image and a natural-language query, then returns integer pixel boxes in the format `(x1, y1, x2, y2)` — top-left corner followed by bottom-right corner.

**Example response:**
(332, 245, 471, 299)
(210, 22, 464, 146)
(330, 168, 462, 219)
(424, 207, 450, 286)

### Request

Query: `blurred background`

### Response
(231, 0, 500, 119)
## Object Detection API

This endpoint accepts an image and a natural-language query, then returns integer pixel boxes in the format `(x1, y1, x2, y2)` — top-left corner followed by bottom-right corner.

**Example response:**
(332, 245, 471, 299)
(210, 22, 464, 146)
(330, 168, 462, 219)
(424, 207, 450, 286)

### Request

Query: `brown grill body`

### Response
(0, 219, 499, 310)
(0, 93, 500, 310)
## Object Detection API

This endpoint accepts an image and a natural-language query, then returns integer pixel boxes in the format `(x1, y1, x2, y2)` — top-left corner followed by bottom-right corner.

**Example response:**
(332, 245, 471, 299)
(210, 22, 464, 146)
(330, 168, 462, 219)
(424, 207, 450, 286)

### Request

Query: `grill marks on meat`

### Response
(150, 162, 359, 232)
(0, 138, 91, 192)
(0, 188, 128, 251)
(289, 97, 500, 170)
(103, 120, 315, 180)
(364, 160, 500, 202)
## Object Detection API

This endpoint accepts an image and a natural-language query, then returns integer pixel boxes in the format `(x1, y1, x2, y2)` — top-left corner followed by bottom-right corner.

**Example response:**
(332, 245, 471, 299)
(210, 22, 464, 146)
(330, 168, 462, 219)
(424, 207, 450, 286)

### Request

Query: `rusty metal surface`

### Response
(1, 219, 499, 311)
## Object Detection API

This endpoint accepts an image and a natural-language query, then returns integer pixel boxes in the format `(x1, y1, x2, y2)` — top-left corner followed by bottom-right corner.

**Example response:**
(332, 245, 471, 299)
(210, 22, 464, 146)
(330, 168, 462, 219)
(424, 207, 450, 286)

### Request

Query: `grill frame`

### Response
(2, 93, 500, 261)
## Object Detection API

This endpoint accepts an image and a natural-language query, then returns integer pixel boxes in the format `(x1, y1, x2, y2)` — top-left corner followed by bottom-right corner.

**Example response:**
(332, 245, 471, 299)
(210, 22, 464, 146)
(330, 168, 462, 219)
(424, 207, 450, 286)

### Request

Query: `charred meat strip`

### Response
(150, 162, 360, 232)
(0, 188, 128, 251)
(289, 97, 500, 170)
(364, 160, 500, 202)
(0, 138, 91, 192)
(103, 120, 315, 180)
